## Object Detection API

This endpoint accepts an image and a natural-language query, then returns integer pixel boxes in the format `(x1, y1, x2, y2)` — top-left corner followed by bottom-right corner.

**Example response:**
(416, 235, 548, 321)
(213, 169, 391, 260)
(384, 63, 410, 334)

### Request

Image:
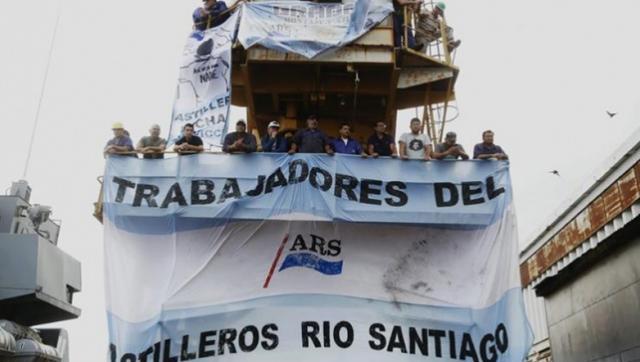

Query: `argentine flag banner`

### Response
(103, 154, 533, 362)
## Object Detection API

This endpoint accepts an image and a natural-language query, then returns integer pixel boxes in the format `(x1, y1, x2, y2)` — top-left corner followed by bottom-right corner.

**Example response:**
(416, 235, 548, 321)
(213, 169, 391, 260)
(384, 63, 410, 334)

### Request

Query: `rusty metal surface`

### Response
(521, 160, 640, 286)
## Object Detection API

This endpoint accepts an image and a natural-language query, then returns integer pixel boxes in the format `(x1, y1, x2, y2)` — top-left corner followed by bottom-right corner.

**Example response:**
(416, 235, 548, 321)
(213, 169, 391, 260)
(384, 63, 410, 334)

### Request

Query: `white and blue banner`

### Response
(103, 154, 533, 362)
(168, 11, 239, 150)
(238, 0, 394, 58)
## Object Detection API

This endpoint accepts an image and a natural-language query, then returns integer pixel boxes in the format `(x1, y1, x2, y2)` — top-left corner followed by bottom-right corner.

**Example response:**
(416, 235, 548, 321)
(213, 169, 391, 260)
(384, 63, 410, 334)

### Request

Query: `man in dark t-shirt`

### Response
(289, 115, 334, 154)
(223, 120, 257, 153)
(174, 123, 204, 156)
(367, 121, 398, 158)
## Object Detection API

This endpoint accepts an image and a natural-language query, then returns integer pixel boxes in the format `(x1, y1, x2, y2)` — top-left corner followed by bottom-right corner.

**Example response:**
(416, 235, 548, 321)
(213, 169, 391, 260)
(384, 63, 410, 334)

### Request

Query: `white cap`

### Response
(268, 121, 281, 129)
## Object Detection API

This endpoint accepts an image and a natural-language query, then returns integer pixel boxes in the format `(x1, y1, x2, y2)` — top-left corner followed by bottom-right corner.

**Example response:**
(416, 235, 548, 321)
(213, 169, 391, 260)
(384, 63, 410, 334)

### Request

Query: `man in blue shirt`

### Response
(261, 121, 288, 153)
(104, 122, 135, 157)
(193, 0, 230, 31)
(289, 115, 334, 155)
(473, 130, 508, 160)
(331, 123, 367, 157)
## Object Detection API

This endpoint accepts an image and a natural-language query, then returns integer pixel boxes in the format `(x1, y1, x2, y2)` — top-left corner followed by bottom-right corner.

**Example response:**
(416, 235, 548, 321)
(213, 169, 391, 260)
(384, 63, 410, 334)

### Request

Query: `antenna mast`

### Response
(23, 0, 62, 179)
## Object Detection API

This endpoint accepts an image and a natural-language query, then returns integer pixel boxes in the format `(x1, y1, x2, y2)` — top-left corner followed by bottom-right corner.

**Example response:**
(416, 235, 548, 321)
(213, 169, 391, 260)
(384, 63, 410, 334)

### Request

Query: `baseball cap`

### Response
(268, 121, 280, 129)
(112, 122, 124, 130)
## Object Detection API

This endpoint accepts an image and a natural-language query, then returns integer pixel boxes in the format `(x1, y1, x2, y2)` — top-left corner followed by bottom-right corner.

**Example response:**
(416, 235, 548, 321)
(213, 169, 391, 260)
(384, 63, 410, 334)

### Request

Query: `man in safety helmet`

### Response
(415, 2, 461, 53)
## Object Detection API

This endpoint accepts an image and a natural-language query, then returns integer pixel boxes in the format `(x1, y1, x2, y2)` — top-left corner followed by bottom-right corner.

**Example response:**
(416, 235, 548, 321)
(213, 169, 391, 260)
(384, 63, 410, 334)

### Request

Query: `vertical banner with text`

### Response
(168, 11, 239, 150)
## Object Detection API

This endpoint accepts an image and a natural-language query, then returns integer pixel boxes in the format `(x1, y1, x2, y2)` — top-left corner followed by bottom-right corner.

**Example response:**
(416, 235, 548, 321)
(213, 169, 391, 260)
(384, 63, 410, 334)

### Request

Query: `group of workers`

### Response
(104, 116, 508, 161)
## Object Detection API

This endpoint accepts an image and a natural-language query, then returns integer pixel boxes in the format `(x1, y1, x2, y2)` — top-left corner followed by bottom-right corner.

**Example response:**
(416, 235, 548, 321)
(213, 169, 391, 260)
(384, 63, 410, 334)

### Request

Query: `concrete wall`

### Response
(545, 236, 640, 362)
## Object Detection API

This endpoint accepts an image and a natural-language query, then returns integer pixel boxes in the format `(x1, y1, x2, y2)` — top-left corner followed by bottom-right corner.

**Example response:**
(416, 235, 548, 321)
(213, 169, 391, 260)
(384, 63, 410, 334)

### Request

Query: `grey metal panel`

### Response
(0, 234, 81, 325)
(622, 347, 640, 362)
(0, 235, 39, 299)
(523, 286, 549, 343)
(0, 197, 28, 234)
(545, 237, 640, 362)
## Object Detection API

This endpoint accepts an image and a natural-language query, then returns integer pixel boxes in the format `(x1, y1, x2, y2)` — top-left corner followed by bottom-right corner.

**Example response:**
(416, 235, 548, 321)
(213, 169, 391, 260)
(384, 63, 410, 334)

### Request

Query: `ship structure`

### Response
(95, 1, 534, 361)
(0, 180, 82, 362)
(232, 1, 459, 145)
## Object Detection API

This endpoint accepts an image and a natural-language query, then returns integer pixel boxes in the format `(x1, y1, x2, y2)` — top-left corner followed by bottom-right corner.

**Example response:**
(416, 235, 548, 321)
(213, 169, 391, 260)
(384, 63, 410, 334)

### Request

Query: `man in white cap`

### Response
(261, 121, 288, 153)
(136, 124, 167, 159)
(104, 122, 135, 157)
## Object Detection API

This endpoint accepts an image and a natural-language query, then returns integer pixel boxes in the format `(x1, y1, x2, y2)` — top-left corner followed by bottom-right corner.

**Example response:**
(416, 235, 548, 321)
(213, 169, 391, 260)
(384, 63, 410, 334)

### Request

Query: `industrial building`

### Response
(521, 129, 640, 362)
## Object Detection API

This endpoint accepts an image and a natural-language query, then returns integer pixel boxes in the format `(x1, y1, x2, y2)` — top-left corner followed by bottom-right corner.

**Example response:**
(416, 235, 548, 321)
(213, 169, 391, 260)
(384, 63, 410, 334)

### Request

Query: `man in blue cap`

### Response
(193, 0, 230, 31)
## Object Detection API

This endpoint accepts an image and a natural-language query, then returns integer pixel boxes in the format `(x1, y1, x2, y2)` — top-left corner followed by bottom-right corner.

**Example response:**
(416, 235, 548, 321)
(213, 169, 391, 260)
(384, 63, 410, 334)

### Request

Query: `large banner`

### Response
(103, 154, 532, 362)
(238, 0, 394, 58)
(168, 12, 239, 150)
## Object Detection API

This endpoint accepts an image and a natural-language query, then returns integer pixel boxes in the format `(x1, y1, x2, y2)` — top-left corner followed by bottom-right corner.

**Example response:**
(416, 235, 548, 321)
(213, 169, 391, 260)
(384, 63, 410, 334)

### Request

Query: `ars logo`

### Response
(263, 234, 343, 288)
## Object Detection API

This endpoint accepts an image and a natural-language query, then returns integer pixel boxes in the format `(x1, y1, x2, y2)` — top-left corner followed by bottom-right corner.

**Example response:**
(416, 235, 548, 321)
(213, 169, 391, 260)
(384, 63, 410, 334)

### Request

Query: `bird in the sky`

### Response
(606, 111, 617, 118)
(549, 170, 560, 176)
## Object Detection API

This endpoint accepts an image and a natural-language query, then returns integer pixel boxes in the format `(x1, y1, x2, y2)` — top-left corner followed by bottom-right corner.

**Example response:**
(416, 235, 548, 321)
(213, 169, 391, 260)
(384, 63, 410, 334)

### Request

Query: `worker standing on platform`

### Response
(331, 124, 367, 157)
(104, 122, 135, 157)
(473, 130, 508, 160)
(415, 2, 461, 53)
(367, 121, 398, 158)
(289, 115, 334, 155)
(433, 131, 468, 160)
(193, 0, 230, 31)
(399, 118, 432, 161)
(261, 121, 288, 153)
(223, 120, 257, 154)
(174, 123, 205, 155)
(136, 124, 167, 159)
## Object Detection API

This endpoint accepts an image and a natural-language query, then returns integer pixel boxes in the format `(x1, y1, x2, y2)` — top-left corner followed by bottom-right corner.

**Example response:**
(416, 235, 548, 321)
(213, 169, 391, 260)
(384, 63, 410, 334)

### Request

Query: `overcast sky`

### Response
(1, 0, 640, 359)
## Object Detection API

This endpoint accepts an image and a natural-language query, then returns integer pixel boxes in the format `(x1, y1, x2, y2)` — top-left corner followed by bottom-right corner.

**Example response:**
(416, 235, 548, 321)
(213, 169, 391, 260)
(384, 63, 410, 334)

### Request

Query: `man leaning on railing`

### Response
(399, 118, 432, 161)
(174, 123, 205, 156)
(223, 120, 257, 154)
(136, 124, 166, 159)
(261, 121, 289, 153)
(104, 122, 136, 158)
(473, 130, 508, 161)
(433, 131, 469, 160)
